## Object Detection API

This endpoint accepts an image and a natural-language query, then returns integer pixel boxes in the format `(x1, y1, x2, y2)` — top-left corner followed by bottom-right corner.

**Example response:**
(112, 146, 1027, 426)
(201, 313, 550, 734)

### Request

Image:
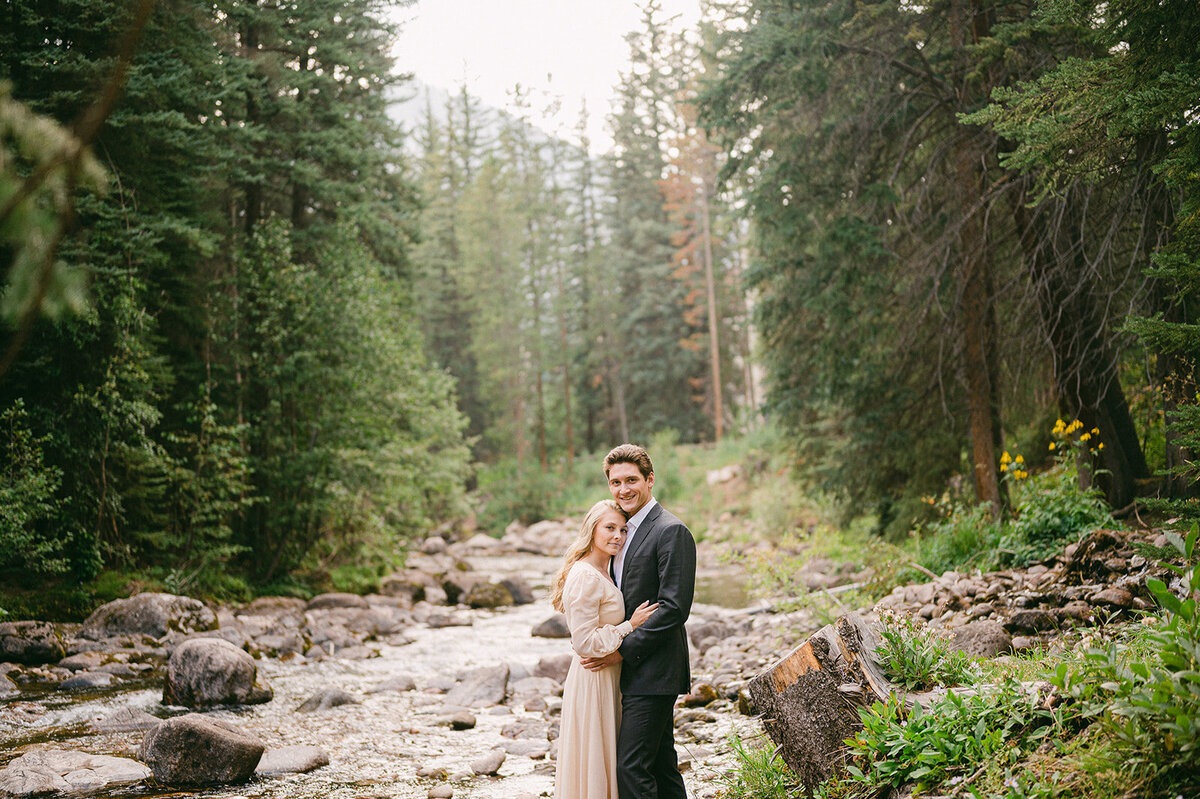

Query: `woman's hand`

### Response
(629, 600, 660, 630)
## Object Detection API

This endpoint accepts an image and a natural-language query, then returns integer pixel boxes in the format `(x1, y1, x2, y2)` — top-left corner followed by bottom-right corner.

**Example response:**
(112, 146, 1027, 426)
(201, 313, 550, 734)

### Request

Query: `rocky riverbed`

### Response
(0, 519, 796, 799)
(1, 521, 1175, 799)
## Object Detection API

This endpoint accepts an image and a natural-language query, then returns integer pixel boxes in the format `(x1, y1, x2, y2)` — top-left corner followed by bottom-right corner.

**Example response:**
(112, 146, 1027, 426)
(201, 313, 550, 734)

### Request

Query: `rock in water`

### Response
(80, 593, 217, 640)
(470, 749, 505, 776)
(465, 582, 515, 609)
(445, 664, 509, 708)
(531, 614, 570, 638)
(163, 638, 272, 707)
(0, 621, 67, 665)
(0, 750, 151, 796)
(138, 714, 264, 785)
(255, 745, 330, 777)
(91, 707, 163, 733)
(297, 688, 359, 712)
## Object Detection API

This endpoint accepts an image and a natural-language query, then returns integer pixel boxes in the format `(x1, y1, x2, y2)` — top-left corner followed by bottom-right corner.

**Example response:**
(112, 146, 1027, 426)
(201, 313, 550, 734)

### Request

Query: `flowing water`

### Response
(1, 553, 757, 799)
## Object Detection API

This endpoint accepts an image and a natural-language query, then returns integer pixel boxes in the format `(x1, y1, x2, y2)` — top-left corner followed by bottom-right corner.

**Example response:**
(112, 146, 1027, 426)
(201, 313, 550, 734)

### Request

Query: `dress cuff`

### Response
(617, 621, 634, 638)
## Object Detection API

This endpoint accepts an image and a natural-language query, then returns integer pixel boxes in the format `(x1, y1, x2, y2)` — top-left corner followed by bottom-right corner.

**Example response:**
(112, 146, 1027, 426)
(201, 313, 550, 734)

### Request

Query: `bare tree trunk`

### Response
(700, 179, 723, 441)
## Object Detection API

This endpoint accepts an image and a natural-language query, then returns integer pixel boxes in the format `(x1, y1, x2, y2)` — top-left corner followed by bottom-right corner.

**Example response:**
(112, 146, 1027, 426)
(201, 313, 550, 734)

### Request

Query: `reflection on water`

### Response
(694, 572, 754, 609)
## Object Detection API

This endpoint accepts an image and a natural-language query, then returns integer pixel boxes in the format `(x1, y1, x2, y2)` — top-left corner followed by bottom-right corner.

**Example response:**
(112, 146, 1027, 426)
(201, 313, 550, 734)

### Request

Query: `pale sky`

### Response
(391, 0, 702, 153)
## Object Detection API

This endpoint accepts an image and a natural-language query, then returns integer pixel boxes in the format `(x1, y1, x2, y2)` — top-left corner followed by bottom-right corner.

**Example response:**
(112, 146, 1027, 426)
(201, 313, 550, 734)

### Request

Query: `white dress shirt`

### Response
(613, 497, 657, 588)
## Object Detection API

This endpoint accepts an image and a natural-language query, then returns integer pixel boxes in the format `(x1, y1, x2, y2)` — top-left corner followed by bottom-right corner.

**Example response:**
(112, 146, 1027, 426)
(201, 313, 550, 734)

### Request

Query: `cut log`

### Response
(747, 613, 894, 795)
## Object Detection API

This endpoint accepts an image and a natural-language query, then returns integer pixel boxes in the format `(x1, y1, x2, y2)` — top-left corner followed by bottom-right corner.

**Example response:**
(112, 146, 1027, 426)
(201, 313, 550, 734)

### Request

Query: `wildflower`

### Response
(1091, 427, 1099, 435)
(1001, 451, 1012, 465)
(1080, 432, 1091, 442)
(1049, 442, 1056, 451)
(1098, 442, 1105, 450)
(1015, 454, 1024, 464)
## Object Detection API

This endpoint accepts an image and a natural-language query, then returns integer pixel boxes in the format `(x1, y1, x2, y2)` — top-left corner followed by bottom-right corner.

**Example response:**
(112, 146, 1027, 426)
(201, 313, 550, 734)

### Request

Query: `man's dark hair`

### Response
(603, 443, 654, 479)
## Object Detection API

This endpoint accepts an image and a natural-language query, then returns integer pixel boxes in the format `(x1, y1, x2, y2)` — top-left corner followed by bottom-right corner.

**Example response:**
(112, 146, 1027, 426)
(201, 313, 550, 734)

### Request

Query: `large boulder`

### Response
(0, 621, 67, 664)
(163, 638, 272, 707)
(445, 664, 510, 708)
(138, 714, 264, 785)
(465, 582, 515, 609)
(0, 750, 151, 796)
(80, 593, 217, 640)
(531, 614, 570, 638)
(948, 621, 1013, 658)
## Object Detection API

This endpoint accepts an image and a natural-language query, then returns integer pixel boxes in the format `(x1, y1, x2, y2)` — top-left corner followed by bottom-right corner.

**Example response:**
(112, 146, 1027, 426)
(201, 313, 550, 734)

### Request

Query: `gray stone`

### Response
(163, 637, 272, 707)
(254, 745, 330, 777)
(59, 670, 115, 690)
(0, 674, 17, 699)
(533, 653, 573, 683)
(509, 676, 562, 702)
(368, 674, 417, 693)
(297, 688, 359, 712)
(499, 576, 535, 605)
(0, 750, 151, 796)
(947, 621, 1013, 658)
(445, 711, 476, 730)
(91, 706, 162, 733)
(421, 536, 448, 554)
(0, 621, 66, 665)
(428, 786, 454, 799)
(1006, 609, 1058, 633)
(531, 614, 570, 638)
(57, 650, 108, 672)
(445, 664, 509, 707)
(306, 592, 370, 610)
(139, 713, 264, 785)
(80, 593, 217, 640)
(470, 749, 505, 776)
(1090, 587, 1134, 609)
(465, 582, 515, 609)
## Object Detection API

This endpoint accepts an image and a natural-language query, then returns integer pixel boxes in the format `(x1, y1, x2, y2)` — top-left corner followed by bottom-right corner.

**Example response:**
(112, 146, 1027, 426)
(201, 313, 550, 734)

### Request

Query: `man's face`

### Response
(607, 462, 654, 516)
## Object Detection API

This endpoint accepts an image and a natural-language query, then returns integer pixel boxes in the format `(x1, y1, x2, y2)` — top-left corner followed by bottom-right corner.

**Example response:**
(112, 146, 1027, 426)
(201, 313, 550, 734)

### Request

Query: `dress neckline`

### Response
(577, 560, 617, 585)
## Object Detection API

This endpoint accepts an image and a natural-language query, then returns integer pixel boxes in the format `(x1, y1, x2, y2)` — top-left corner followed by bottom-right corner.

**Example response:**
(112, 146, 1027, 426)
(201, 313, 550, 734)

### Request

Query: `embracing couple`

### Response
(549, 443, 696, 799)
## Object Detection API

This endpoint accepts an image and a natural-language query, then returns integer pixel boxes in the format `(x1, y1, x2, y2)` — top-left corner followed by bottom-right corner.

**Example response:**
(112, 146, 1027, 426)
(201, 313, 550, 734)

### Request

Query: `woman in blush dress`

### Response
(550, 499, 658, 799)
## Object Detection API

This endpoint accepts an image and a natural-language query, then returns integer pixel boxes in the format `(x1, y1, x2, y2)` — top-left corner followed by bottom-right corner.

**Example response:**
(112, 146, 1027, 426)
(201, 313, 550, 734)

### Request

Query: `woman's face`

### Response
(591, 509, 628, 557)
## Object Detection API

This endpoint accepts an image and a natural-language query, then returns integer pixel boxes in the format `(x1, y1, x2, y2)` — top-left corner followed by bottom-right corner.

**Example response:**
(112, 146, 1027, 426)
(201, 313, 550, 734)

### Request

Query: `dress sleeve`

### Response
(563, 567, 634, 658)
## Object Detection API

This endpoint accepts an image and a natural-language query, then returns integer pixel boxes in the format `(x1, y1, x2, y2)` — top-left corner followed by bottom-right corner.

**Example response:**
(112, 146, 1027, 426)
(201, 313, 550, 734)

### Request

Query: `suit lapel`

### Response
(623, 502, 663, 581)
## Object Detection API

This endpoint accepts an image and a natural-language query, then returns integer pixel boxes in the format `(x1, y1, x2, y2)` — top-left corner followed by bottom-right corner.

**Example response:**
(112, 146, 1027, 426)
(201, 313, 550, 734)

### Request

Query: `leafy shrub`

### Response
(1002, 464, 1112, 566)
(833, 684, 1053, 795)
(877, 610, 980, 691)
(716, 733, 795, 799)
(908, 500, 1002, 576)
(1054, 525, 1200, 794)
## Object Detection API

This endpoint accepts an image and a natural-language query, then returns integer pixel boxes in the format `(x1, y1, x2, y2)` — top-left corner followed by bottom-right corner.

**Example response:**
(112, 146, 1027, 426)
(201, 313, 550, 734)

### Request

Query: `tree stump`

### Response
(747, 613, 893, 795)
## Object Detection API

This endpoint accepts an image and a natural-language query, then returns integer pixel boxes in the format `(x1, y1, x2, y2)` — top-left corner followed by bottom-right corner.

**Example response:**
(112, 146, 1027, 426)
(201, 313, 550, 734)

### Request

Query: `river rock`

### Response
(470, 749, 505, 776)
(255, 745, 330, 777)
(499, 576, 535, 605)
(80, 593, 217, 640)
(380, 572, 428, 603)
(1006, 609, 1058, 633)
(0, 674, 18, 698)
(465, 582, 515, 609)
(306, 593, 370, 610)
(531, 614, 570, 638)
(368, 674, 417, 693)
(445, 664, 509, 707)
(1090, 587, 1134, 608)
(163, 637, 272, 707)
(0, 621, 66, 664)
(421, 536, 449, 554)
(59, 670, 115, 690)
(428, 786, 454, 799)
(444, 710, 477, 730)
(947, 621, 1012, 658)
(0, 750, 151, 796)
(534, 653, 573, 683)
(139, 713, 264, 785)
(91, 706, 163, 732)
(297, 688, 359, 712)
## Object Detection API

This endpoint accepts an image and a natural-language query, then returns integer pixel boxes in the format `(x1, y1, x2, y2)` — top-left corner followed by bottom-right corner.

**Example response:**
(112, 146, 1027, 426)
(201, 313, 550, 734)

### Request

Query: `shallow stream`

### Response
(1, 553, 757, 799)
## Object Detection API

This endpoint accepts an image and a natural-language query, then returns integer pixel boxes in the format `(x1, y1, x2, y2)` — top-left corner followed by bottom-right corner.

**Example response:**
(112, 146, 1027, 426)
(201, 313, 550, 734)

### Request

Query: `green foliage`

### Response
(876, 611, 980, 691)
(0, 400, 68, 576)
(1053, 526, 1200, 793)
(834, 685, 1054, 796)
(715, 734, 795, 799)
(1004, 465, 1113, 565)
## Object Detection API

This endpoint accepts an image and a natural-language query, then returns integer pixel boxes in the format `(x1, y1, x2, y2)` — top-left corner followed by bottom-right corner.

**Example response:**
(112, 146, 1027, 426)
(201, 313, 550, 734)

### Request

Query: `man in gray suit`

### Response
(581, 443, 696, 799)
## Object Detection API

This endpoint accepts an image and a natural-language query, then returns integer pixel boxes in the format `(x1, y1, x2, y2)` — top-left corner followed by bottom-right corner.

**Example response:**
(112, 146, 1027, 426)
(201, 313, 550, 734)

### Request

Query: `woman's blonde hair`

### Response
(550, 499, 625, 612)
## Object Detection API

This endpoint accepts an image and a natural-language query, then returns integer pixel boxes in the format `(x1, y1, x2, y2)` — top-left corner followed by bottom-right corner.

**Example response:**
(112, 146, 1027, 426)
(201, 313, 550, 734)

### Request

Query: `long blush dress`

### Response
(554, 561, 633, 799)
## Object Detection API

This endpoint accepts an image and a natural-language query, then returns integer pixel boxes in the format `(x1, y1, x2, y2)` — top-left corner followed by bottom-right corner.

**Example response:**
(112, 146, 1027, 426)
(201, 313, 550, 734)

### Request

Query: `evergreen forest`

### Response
(2, 0, 1197, 620)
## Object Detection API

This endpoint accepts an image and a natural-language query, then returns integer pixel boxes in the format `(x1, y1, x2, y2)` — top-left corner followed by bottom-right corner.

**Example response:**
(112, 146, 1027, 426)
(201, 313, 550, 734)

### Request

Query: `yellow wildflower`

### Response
(1015, 454, 1024, 464)
(1098, 443, 1105, 450)
(1080, 432, 1091, 442)
(1001, 451, 1012, 465)
(1049, 442, 1056, 451)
